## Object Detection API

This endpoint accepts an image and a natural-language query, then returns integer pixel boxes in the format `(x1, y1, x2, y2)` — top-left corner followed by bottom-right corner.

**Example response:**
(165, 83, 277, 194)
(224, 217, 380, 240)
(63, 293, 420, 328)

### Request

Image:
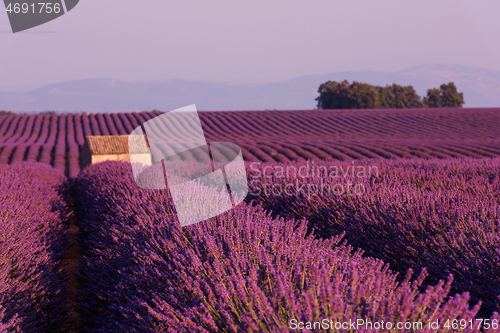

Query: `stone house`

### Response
(80, 135, 152, 169)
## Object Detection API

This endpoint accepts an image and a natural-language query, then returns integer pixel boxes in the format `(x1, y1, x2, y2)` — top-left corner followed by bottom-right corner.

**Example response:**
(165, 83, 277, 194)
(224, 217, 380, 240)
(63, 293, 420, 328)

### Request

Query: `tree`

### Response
(423, 82, 464, 108)
(423, 88, 441, 108)
(316, 80, 464, 109)
(347, 81, 380, 109)
(316, 80, 350, 109)
(440, 82, 464, 107)
(0, 110, 16, 115)
(316, 80, 380, 109)
(379, 84, 424, 109)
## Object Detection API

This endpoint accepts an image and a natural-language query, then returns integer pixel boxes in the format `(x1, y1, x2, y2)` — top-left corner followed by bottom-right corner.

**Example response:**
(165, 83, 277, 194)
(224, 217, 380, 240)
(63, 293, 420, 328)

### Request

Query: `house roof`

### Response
(86, 135, 150, 155)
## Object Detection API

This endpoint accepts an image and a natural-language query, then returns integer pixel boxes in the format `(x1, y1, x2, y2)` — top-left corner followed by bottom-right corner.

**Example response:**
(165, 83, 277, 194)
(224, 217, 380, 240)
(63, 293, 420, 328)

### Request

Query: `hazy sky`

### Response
(1, 0, 500, 88)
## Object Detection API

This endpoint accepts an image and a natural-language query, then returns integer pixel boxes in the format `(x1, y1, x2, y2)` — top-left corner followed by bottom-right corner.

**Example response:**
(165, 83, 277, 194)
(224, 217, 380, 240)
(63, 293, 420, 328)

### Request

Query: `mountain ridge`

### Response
(1, 64, 499, 112)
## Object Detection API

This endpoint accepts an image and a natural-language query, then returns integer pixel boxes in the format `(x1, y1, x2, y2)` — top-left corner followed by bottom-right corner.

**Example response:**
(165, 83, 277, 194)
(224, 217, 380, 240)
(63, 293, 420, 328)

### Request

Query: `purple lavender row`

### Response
(245, 157, 500, 317)
(72, 160, 497, 332)
(0, 162, 69, 332)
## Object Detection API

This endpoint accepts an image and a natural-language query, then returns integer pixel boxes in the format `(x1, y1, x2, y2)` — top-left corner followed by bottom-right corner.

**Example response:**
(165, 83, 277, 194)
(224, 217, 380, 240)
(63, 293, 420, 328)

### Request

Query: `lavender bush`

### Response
(73, 161, 498, 332)
(0, 161, 69, 332)
(246, 158, 500, 316)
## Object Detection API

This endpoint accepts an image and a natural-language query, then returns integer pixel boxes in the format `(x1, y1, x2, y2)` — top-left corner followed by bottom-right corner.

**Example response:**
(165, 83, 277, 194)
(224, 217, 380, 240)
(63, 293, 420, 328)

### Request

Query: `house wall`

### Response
(129, 153, 153, 167)
(91, 153, 152, 166)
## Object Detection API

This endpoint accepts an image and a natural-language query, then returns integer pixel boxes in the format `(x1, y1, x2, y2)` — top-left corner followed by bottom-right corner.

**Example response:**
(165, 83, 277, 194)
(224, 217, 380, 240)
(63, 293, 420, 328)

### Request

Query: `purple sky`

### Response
(1, 0, 499, 88)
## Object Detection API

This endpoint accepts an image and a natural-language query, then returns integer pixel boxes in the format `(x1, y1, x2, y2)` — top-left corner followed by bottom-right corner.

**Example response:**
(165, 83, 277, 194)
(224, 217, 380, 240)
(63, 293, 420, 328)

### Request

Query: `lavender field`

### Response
(246, 158, 500, 317)
(1, 108, 500, 177)
(0, 162, 69, 332)
(1, 108, 500, 332)
(72, 160, 500, 332)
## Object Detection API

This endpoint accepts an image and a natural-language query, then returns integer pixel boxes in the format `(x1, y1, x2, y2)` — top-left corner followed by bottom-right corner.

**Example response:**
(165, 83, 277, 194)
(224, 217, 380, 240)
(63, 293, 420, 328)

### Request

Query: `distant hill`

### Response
(1, 64, 499, 112)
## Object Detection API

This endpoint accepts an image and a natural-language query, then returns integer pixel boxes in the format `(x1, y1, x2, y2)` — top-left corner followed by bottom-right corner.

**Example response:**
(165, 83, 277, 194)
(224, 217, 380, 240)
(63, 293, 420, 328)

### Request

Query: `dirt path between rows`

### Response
(60, 195, 83, 333)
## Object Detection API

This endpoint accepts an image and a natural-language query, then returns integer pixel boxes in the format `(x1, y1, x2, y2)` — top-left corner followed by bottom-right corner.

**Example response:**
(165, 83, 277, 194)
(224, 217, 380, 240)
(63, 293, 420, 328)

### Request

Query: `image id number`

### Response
(6, 3, 61, 14)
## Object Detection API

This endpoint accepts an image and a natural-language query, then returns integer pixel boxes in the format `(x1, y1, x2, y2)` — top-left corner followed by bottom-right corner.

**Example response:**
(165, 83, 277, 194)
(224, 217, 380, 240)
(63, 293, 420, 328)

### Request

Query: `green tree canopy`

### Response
(317, 80, 464, 109)
(423, 88, 441, 108)
(316, 80, 380, 109)
(440, 82, 465, 107)
(347, 81, 380, 109)
(0, 110, 16, 115)
(423, 83, 464, 108)
(316, 80, 350, 109)
(379, 84, 424, 109)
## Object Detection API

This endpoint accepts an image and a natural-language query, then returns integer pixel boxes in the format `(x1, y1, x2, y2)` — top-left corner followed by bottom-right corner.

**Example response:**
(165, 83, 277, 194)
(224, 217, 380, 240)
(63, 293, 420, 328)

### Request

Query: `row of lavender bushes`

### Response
(0, 162, 69, 332)
(72, 161, 499, 332)
(245, 157, 500, 317)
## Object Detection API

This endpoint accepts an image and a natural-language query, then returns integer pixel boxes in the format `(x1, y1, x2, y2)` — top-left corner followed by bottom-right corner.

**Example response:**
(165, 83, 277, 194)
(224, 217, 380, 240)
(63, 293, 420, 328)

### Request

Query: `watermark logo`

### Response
(247, 160, 379, 199)
(4, 0, 79, 33)
(128, 104, 248, 227)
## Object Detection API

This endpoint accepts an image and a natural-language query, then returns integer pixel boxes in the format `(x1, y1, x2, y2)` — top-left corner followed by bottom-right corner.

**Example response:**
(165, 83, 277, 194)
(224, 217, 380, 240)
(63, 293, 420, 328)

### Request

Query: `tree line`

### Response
(316, 81, 464, 109)
(0, 110, 57, 115)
